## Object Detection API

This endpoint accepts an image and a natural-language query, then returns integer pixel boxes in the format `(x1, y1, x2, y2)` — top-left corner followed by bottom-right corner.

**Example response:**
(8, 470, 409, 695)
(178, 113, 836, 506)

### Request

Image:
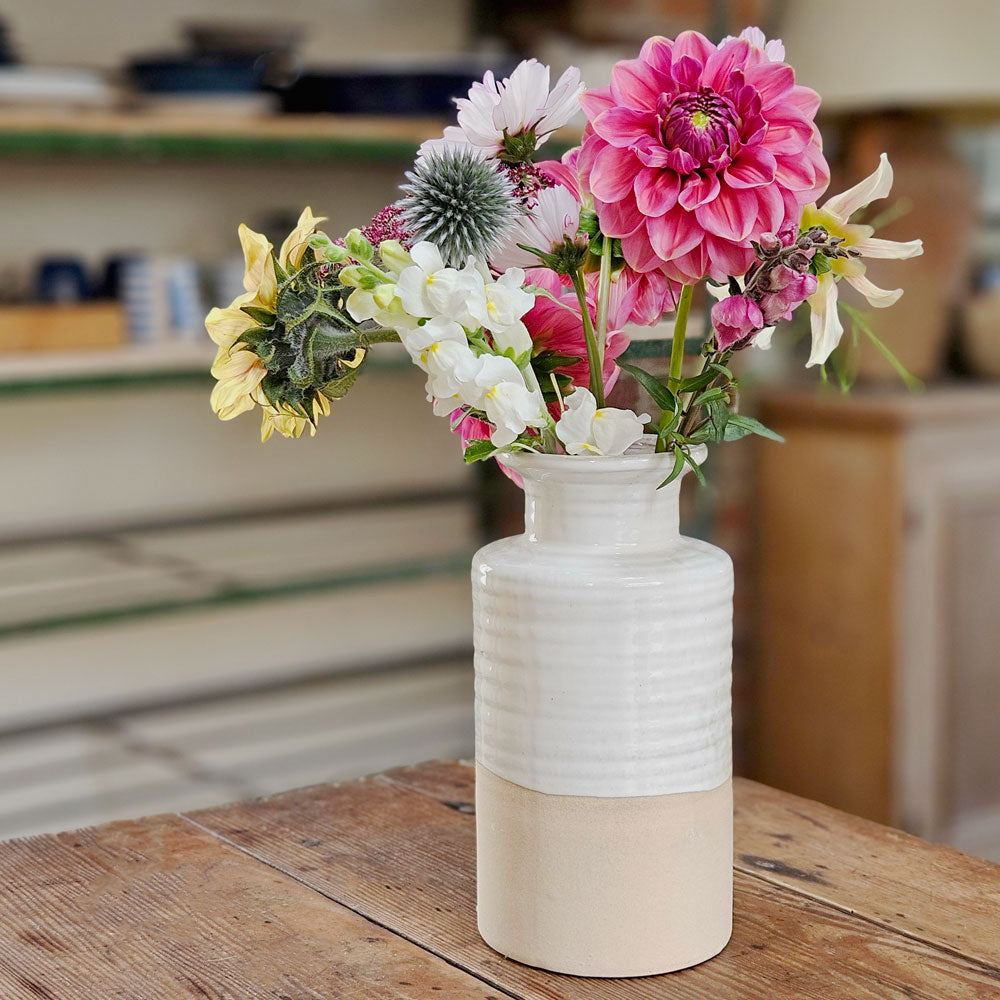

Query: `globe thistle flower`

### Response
(400, 147, 518, 267)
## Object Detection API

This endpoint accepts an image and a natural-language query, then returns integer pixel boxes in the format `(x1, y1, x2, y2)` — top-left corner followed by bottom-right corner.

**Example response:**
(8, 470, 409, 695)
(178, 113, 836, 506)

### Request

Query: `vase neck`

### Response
(502, 441, 703, 548)
(522, 474, 681, 547)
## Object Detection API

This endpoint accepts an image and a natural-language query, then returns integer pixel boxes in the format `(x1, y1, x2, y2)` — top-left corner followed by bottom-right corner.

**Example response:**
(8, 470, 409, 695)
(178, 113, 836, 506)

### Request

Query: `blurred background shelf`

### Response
(0, 340, 414, 395)
(0, 110, 579, 162)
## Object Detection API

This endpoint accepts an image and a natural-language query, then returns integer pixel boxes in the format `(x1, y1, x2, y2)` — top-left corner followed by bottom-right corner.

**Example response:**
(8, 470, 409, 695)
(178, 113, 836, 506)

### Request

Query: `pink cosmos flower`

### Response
(580, 29, 829, 285)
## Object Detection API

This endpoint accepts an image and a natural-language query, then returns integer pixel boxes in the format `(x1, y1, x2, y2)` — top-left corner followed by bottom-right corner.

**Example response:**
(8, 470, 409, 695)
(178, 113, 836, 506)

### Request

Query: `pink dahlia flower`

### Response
(580, 29, 829, 284)
(536, 149, 680, 326)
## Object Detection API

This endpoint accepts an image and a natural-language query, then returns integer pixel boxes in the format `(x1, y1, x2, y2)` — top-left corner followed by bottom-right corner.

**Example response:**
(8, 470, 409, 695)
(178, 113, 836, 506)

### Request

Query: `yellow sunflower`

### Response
(208, 208, 329, 429)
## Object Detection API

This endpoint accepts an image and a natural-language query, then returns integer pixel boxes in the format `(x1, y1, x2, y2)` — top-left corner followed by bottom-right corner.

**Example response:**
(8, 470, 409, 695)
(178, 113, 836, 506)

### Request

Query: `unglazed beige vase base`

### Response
(476, 763, 733, 977)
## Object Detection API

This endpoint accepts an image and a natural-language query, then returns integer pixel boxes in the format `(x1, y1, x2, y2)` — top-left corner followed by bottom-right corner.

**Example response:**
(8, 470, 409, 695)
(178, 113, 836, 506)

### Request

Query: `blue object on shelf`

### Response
(36, 259, 89, 303)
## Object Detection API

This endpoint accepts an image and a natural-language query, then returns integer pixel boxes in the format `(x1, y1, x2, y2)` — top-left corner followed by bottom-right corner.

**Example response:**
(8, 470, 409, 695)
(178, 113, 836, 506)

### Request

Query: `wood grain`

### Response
(189, 763, 1000, 999)
(0, 809, 510, 999)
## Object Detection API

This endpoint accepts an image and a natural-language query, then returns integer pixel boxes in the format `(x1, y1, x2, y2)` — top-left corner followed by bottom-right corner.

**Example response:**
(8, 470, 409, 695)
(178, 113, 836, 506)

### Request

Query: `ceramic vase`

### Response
(471, 441, 733, 977)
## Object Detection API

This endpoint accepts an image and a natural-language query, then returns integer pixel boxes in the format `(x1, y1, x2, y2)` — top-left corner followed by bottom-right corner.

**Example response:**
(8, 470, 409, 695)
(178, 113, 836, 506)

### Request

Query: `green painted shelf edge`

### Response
(0, 551, 472, 642)
(0, 129, 424, 162)
(0, 123, 577, 164)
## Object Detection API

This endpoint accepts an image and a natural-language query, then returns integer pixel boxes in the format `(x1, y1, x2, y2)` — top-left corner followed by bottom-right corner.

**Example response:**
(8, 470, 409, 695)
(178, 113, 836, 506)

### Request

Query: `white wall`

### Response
(2, 0, 472, 69)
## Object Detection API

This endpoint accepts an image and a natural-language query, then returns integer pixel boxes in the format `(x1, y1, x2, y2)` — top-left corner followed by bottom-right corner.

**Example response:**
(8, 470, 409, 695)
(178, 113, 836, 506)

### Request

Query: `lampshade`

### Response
(778, 0, 1000, 113)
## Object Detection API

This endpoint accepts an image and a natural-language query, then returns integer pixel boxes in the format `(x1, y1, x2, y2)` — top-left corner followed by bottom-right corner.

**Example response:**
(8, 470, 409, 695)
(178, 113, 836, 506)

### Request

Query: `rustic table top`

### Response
(1, 760, 999, 999)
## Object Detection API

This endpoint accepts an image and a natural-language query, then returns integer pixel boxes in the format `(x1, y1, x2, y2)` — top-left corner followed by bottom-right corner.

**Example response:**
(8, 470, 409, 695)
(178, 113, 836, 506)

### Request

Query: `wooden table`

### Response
(2, 761, 999, 998)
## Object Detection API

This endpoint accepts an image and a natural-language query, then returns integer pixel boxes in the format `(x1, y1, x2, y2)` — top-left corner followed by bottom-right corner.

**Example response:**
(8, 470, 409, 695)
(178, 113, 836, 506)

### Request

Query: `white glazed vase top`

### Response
(472, 443, 734, 800)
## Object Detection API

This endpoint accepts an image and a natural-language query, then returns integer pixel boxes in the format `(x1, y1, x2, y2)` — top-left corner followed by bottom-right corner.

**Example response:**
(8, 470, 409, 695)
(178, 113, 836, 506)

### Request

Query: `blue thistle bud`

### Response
(399, 147, 518, 267)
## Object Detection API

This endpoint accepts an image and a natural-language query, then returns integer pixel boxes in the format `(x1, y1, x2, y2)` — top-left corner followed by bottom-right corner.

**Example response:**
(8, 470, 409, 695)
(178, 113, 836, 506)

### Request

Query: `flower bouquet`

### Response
(206, 27, 921, 978)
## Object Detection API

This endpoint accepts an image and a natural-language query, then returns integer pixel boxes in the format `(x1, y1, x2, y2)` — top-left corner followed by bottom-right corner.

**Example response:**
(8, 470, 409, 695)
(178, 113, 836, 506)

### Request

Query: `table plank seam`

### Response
(733, 861, 1000, 982)
(378, 762, 1000, 981)
(177, 811, 527, 1000)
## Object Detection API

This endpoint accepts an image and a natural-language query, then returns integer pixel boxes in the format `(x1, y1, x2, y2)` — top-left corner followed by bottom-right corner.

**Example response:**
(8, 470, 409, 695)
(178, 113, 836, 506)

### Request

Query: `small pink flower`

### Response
(579, 29, 829, 284)
(759, 272, 817, 325)
(712, 295, 764, 350)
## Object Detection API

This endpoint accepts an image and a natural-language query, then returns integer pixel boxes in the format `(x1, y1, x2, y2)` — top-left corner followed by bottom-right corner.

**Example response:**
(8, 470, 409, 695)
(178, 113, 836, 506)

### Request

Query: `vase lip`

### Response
(499, 436, 707, 480)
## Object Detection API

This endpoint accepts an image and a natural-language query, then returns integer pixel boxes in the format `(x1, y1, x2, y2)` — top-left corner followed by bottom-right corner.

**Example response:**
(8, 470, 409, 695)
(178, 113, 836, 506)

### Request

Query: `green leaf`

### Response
(811, 253, 833, 275)
(683, 448, 707, 486)
(839, 301, 923, 392)
(533, 350, 582, 374)
(707, 397, 729, 440)
(235, 325, 274, 351)
(658, 448, 687, 487)
(240, 305, 276, 326)
(463, 439, 498, 464)
(272, 258, 289, 285)
(726, 413, 785, 442)
(677, 368, 718, 393)
(619, 362, 678, 413)
(692, 386, 727, 407)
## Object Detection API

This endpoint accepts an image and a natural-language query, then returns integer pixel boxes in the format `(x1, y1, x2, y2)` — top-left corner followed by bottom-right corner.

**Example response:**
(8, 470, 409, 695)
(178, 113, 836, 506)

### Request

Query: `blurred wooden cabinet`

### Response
(751, 386, 1000, 859)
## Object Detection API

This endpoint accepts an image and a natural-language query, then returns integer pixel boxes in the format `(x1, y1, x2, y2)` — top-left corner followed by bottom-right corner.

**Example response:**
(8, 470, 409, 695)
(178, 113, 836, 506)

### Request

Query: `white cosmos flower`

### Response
(394, 241, 487, 328)
(460, 354, 546, 447)
(555, 388, 649, 456)
(491, 184, 583, 271)
(719, 26, 785, 63)
(420, 60, 584, 161)
(802, 153, 924, 367)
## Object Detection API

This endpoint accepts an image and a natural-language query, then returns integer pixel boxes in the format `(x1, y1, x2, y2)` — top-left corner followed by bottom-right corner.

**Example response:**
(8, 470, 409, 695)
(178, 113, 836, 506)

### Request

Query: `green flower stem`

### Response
(669, 284, 694, 386)
(595, 235, 613, 357)
(311, 326, 400, 361)
(358, 327, 402, 345)
(520, 358, 559, 452)
(570, 267, 605, 408)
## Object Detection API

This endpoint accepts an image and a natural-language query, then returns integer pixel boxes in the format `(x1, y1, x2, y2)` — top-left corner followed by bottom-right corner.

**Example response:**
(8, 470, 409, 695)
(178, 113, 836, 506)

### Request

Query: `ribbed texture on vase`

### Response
(473, 530, 733, 798)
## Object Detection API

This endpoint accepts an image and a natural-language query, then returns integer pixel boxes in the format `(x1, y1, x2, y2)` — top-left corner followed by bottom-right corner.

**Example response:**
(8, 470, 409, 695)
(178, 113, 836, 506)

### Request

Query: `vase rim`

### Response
(499, 436, 707, 478)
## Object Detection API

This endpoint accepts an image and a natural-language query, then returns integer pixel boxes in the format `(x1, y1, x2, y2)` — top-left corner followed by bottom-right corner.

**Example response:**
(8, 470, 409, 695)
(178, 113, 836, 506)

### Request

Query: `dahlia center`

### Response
(657, 88, 741, 169)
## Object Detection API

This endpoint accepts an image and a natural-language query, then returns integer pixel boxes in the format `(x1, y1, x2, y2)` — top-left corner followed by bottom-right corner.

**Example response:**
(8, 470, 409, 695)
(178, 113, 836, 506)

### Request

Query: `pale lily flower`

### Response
(420, 60, 584, 162)
(802, 153, 923, 367)
(491, 185, 584, 271)
(460, 354, 547, 447)
(555, 388, 649, 456)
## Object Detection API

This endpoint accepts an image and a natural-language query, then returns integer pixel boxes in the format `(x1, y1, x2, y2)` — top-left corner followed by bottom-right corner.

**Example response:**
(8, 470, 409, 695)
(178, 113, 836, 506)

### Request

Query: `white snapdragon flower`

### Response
(555, 389, 649, 456)
(395, 242, 487, 328)
(460, 354, 547, 448)
(491, 185, 584, 271)
(400, 316, 472, 375)
(419, 59, 584, 162)
(473, 268, 535, 357)
(346, 283, 418, 333)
